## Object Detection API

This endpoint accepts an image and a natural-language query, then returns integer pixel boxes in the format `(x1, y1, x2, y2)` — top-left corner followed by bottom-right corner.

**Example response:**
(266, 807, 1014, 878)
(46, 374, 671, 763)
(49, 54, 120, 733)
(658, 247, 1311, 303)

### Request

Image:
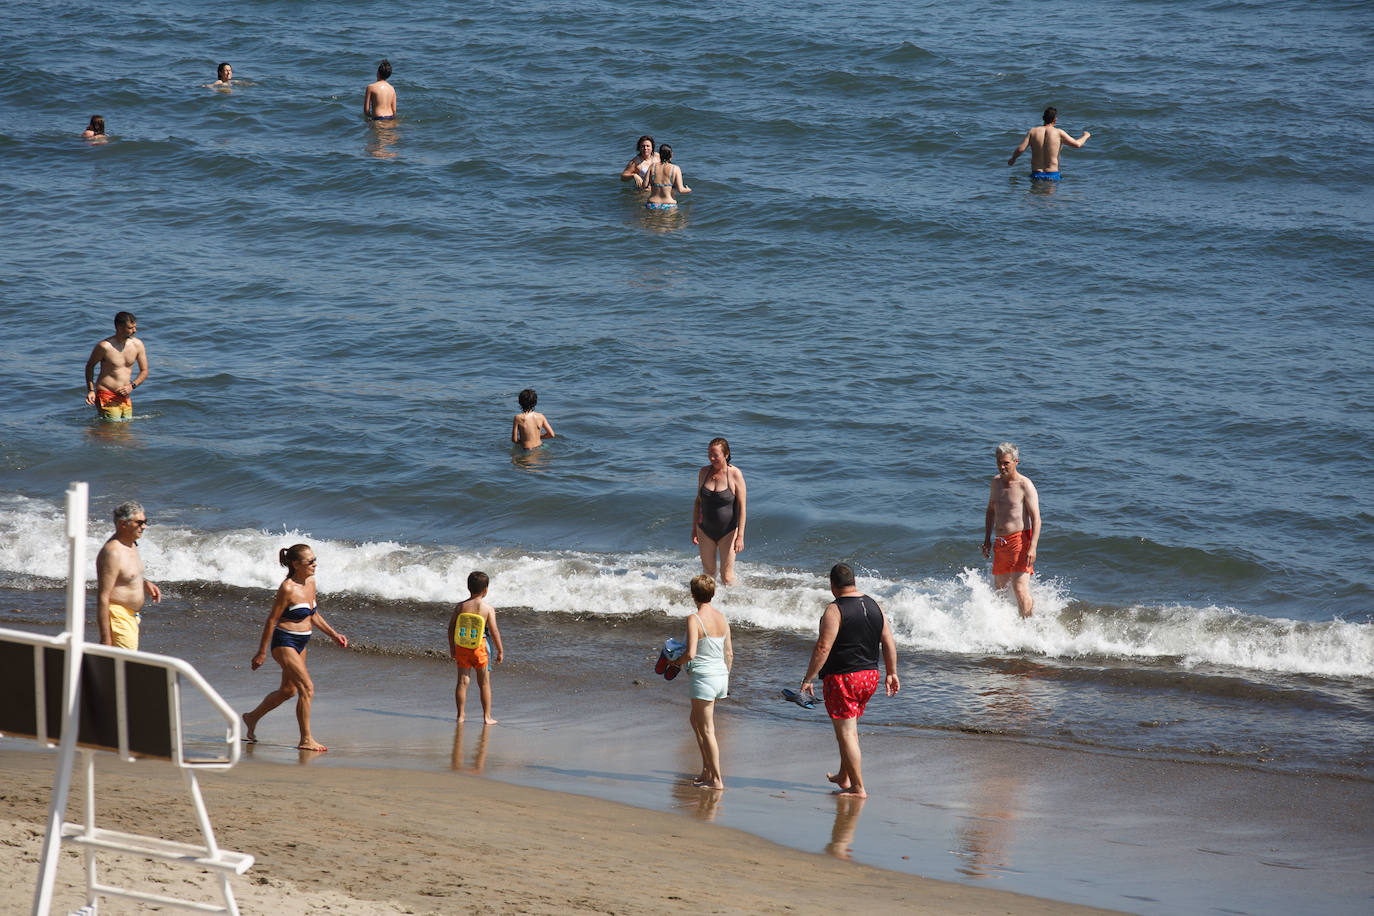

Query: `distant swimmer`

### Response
(620, 135, 659, 189)
(243, 544, 349, 752)
(81, 115, 105, 139)
(981, 442, 1042, 618)
(84, 311, 148, 420)
(692, 437, 745, 585)
(95, 501, 161, 649)
(645, 144, 690, 210)
(204, 62, 232, 87)
(511, 388, 555, 450)
(1008, 106, 1090, 180)
(363, 58, 397, 121)
(800, 563, 900, 799)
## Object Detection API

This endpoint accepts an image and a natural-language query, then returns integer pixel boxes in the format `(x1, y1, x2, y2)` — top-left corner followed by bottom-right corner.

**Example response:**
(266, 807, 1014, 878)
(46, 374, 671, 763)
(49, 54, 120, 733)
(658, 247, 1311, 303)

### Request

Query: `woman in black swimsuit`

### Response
(692, 437, 747, 585)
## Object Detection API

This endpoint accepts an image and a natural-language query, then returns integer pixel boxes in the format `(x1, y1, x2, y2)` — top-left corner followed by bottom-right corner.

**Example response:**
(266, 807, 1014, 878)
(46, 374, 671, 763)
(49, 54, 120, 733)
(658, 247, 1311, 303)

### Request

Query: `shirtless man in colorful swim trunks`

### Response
(84, 311, 148, 420)
(800, 563, 900, 798)
(982, 442, 1042, 618)
(1007, 106, 1090, 181)
(95, 501, 161, 650)
(363, 59, 397, 121)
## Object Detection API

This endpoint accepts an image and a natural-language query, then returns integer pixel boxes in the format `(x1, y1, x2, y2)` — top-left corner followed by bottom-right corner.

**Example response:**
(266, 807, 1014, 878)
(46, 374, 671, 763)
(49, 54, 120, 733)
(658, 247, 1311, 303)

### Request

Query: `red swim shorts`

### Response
(992, 529, 1034, 576)
(822, 669, 880, 720)
(453, 641, 489, 669)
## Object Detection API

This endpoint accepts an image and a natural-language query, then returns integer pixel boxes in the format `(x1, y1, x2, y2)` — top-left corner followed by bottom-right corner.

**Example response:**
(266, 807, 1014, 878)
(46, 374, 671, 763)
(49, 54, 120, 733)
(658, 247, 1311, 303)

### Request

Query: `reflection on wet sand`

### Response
(450, 722, 490, 773)
(669, 779, 723, 822)
(954, 675, 1033, 878)
(239, 741, 324, 766)
(825, 794, 865, 859)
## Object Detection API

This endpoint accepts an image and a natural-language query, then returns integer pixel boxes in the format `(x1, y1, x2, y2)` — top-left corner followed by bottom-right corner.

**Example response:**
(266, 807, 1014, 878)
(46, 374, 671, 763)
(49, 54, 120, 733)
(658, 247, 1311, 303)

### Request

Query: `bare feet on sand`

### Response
(297, 739, 328, 752)
(241, 712, 257, 742)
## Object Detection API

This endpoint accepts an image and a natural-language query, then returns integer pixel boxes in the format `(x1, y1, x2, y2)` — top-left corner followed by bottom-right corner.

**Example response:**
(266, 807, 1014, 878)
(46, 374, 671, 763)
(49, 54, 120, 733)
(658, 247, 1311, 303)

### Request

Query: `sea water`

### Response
(2, 0, 1372, 845)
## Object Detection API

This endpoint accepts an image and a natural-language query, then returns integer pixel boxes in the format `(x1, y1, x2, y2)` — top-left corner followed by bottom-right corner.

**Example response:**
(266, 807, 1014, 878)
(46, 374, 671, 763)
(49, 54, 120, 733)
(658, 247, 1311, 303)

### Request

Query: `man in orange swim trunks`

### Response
(981, 442, 1042, 618)
(84, 311, 148, 420)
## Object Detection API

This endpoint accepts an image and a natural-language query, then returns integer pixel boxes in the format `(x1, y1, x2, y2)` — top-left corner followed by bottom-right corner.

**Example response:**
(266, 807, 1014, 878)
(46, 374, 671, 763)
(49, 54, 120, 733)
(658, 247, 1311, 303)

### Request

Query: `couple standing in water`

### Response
(621, 135, 691, 210)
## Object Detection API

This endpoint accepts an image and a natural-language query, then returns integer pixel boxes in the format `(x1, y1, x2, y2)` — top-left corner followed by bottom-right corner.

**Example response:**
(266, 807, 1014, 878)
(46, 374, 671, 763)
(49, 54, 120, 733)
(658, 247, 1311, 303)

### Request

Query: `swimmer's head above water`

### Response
(84, 115, 105, 136)
(377, 58, 392, 80)
(637, 135, 654, 156)
(518, 388, 537, 411)
(658, 143, 673, 163)
(1042, 106, 1058, 124)
(217, 62, 231, 82)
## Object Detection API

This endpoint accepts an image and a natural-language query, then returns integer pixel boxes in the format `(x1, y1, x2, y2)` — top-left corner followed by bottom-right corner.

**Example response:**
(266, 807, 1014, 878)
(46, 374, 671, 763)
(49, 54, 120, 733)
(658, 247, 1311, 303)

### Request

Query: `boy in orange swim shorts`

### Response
(446, 571, 504, 724)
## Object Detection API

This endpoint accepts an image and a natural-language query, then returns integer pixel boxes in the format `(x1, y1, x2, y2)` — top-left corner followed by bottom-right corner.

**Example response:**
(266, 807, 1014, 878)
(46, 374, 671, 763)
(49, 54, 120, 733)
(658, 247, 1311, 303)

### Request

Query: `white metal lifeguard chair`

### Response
(0, 483, 253, 915)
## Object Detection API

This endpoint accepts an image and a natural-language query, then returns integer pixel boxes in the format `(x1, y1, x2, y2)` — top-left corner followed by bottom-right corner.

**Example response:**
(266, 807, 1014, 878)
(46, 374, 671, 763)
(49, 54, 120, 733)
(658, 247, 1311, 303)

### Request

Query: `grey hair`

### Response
(113, 501, 144, 523)
(995, 442, 1019, 461)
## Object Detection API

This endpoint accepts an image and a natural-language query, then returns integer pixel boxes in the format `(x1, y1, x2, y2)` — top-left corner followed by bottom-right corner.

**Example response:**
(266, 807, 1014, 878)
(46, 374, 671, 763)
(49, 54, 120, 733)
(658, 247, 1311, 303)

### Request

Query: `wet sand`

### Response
(3, 633, 1369, 915)
(0, 749, 1127, 915)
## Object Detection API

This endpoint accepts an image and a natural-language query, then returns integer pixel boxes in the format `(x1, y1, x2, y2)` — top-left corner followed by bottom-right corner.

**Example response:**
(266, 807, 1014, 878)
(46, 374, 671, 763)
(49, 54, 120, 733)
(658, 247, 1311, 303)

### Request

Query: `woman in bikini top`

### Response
(620, 134, 659, 189)
(645, 143, 691, 209)
(243, 543, 349, 752)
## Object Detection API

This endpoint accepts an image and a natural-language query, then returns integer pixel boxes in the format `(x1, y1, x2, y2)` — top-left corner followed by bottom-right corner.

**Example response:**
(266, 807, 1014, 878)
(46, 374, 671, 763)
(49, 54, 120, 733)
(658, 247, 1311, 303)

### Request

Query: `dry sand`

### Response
(0, 749, 1125, 915)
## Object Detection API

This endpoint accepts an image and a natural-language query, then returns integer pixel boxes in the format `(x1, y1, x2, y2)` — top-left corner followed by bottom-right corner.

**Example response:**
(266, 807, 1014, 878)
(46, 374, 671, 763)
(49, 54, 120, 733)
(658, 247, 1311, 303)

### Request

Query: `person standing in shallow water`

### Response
(800, 563, 900, 799)
(1007, 106, 1090, 181)
(511, 388, 555, 450)
(84, 311, 147, 420)
(981, 441, 1041, 618)
(644, 143, 690, 210)
(692, 437, 746, 585)
(620, 135, 658, 189)
(678, 575, 733, 789)
(243, 544, 348, 752)
(363, 58, 397, 120)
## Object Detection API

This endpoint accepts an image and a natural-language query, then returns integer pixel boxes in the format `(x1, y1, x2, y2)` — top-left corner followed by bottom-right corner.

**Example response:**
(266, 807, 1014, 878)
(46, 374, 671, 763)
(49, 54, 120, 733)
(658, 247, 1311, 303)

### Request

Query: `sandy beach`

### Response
(0, 748, 1127, 915)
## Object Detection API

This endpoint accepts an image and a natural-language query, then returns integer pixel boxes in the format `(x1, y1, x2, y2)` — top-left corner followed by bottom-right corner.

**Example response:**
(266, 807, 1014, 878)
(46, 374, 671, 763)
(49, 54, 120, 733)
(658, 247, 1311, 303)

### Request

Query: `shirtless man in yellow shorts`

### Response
(84, 311, 148, 420)
(96, 501, 161, 649)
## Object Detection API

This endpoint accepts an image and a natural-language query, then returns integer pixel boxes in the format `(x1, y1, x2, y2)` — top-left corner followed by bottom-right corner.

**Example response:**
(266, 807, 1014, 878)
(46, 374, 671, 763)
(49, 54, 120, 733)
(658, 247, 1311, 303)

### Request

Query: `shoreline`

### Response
(1, 612, 1370, 915)
(0, 749, 1126, 915)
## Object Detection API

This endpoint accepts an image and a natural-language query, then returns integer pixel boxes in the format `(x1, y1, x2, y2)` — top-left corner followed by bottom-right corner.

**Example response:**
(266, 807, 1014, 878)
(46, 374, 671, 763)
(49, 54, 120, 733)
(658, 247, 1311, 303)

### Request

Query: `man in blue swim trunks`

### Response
(1008, 106, 1090, 180)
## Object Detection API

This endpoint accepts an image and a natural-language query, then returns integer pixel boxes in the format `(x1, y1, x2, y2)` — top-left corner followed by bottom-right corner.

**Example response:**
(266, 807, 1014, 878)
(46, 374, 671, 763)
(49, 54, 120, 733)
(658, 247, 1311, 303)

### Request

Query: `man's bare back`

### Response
(364, 60, 397, 120)
(512, 411, 554, 450)
(1008, 107, 1090, 174)
(364, 80, 396, 118)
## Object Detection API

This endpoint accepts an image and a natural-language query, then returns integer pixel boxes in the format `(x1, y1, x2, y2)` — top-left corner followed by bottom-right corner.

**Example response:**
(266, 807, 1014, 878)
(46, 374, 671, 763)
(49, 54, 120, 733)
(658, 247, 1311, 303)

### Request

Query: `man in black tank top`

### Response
(799, 563, 900, 798)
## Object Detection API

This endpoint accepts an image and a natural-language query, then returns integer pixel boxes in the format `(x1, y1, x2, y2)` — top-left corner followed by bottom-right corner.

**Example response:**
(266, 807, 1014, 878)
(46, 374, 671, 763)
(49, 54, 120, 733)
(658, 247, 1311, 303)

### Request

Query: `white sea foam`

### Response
(2, 497, 1370, 679)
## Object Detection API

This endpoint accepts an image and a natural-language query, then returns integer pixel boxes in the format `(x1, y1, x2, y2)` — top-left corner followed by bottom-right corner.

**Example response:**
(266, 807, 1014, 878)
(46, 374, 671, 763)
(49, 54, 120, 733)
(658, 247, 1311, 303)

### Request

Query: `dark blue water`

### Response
(2, 0, 1372, 781)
